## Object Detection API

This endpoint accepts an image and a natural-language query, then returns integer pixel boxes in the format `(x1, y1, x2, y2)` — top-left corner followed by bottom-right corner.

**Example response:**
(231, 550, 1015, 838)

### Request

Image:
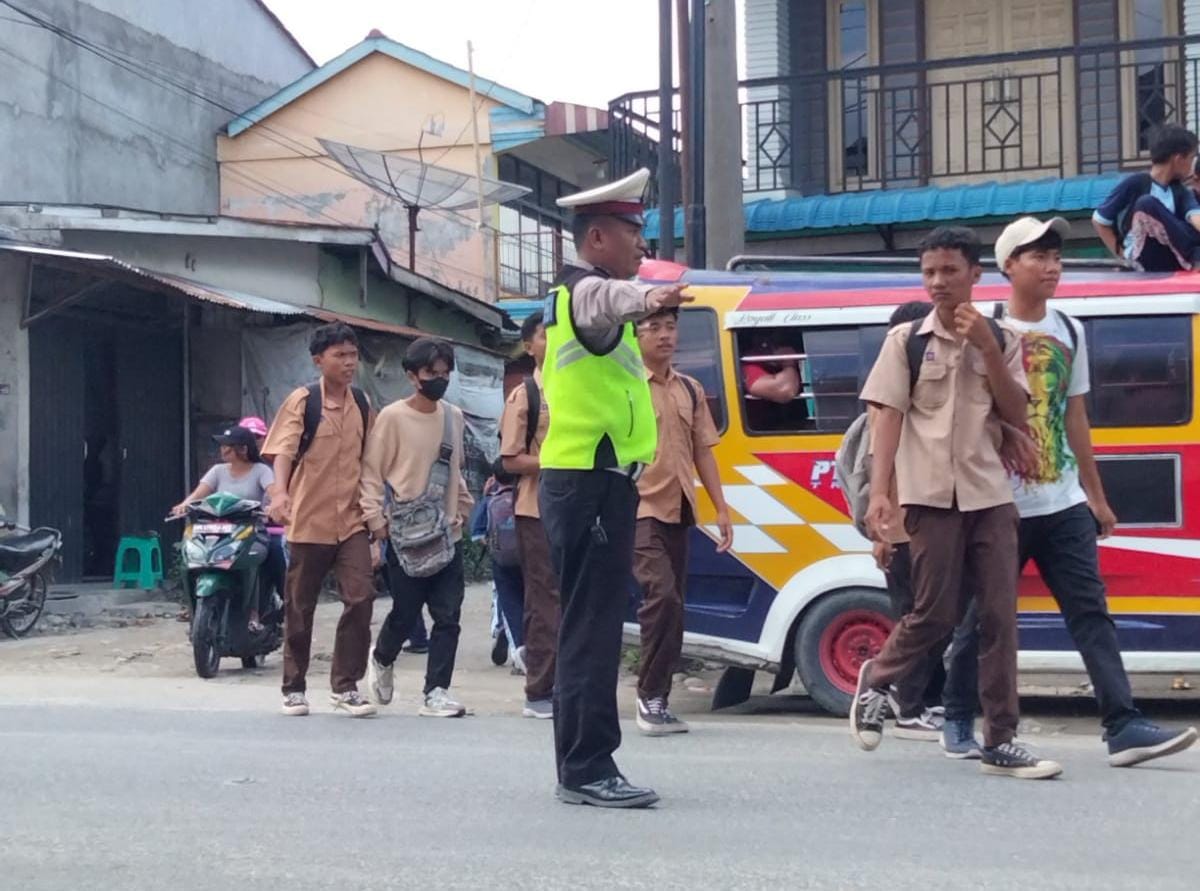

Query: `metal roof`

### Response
(643, 173, 1127, 239)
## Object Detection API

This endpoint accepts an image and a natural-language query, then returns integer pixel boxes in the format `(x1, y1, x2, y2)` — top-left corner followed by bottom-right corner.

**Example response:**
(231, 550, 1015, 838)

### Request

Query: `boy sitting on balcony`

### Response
(1092, 124, 1200, 271)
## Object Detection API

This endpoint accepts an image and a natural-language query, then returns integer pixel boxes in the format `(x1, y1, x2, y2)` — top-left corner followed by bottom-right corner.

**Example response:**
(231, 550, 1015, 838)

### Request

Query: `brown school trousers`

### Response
(516, 516, 561, 702)
(281, 530, 375, 695)
(633, 517, 690, 702)
(868, 503, 1020, 747)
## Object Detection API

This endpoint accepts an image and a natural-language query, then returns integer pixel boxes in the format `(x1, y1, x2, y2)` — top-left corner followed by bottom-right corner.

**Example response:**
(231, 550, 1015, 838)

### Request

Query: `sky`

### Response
(263, 0, 744, 108)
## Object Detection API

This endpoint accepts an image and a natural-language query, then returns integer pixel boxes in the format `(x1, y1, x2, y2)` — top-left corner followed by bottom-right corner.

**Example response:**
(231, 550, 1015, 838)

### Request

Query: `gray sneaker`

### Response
(330, 690, 377, 718)
(523, 698, 553, 719)
(420, 686, 466, 718)
(981, 741, 1062, 780)
(941, 718, 983, 759)
(368, 654, 394, 705)
(637, 696, 688, 736)
(281, 692, 309, 716)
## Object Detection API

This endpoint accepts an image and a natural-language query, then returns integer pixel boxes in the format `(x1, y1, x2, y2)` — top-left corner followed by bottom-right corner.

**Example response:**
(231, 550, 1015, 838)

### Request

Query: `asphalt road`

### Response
(4, 696, 1199, 891)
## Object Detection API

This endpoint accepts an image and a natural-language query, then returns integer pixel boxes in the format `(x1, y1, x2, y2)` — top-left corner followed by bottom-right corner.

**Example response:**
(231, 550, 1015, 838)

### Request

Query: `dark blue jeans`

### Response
(493, 561, 525, 649)
(942, 502, 1141, 734)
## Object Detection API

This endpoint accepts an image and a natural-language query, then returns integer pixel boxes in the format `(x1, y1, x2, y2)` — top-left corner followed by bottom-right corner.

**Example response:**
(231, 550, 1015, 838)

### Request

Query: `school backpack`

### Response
(834, 316, 1007, 535)
(485, 483, 521, 568)
(296, 382, 370, 460)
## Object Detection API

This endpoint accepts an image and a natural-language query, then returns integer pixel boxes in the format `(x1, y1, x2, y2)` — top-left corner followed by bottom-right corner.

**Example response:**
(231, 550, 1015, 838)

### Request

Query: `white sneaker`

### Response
(330, 690, 377, 718)
(420, 686, 466, 718)
(510, 645, 527, 677)
(281, 692, 310, 716)
(368, 655, 394, 705)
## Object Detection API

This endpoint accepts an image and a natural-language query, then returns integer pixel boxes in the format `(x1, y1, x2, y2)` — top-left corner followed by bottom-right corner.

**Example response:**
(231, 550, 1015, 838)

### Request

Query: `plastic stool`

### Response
(113, 533, 164, 590)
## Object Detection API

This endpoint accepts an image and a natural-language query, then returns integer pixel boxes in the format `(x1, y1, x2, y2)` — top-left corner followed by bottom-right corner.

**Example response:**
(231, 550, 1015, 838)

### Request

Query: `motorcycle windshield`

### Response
(193, 492, 262, 518)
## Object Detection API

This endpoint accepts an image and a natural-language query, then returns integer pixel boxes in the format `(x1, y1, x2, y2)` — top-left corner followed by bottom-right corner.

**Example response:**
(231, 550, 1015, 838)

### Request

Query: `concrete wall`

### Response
(58, 230, 323, 307)
(218, 51, 503, 301)
(0, 255, 31, 522)
(0, 0, 312, 215)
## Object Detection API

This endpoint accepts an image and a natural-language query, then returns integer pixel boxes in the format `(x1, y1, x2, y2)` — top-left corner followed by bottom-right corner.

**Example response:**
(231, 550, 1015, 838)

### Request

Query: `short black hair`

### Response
(571, 213, 599, 248)
(1149, 124, 1199, 164)
(888, 301, 932, 328)
(520, 310, 544, 343)
(309, 322, 359, 356)
(1009, 229, 1064, 263)
(917, 226, 982, 266)
(402, 337, 455, 374)
(638, 306, 679, 325)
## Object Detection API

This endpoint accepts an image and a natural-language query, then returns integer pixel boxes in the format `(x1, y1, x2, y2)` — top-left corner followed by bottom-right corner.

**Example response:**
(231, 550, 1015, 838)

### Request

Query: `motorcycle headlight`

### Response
(185, 540, 207, 563)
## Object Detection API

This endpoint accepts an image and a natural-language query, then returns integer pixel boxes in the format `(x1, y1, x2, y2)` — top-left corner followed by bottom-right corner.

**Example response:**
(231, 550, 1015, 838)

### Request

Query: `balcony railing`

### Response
(609, 35, 1200, 201)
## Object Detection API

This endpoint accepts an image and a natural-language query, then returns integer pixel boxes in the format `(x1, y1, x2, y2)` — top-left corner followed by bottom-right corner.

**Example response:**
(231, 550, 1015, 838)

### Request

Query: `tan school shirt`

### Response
(637, 367, 721, 524)
(359, 400, 474, 543)
(498, 367, 550, 519)
(262, 381, 371, 545)
(860, 310, 1028, 512)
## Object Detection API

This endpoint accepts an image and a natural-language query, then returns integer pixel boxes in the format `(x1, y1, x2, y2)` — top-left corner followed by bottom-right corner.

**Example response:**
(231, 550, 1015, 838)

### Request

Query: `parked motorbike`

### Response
(171, 492, 281, 678)
(0, 517, 62, 639)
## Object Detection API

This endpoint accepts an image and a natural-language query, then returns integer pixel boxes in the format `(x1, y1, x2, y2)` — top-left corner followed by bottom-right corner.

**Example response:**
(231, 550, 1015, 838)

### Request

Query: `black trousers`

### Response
(539, 468, 638, 788)
(942, 503, 1140, 734)
(374, 543, 465, 695)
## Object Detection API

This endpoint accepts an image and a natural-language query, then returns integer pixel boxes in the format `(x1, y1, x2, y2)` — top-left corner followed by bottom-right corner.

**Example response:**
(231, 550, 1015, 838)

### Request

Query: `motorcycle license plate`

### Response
(194, 522, 235, 535)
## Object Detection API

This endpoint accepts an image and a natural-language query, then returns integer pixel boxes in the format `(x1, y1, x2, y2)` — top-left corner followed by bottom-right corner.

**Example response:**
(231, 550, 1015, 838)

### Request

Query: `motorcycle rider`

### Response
(173, 425, 276, 631)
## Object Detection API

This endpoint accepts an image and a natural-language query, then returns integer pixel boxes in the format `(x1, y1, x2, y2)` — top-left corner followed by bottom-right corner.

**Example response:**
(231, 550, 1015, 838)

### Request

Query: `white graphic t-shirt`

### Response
(1003, 309, 1090, 518)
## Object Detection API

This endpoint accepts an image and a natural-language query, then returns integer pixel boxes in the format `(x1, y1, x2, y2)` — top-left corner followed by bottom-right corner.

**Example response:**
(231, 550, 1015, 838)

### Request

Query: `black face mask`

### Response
(418, 377, 449, 401)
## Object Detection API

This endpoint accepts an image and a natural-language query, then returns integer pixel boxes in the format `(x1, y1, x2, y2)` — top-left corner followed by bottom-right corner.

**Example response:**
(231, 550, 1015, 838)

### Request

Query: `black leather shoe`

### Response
(556, 775, 660, 809)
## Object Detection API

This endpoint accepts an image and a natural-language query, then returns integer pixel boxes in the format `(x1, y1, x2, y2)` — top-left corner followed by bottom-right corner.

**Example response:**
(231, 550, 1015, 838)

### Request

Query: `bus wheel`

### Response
(795, 589, 894, 717)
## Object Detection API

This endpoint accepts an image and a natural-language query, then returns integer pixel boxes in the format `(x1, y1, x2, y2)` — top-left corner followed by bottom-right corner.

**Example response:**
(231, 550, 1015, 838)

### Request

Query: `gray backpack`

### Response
(834, 412, 872, 538)
(388, 407, 457, 578)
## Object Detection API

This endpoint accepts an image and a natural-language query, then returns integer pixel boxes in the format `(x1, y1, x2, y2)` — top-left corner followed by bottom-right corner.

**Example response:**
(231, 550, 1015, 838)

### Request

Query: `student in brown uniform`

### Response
(854, 226, 1063, 780)
(632, 307, 733, 735)
(263, 322, 377, 718)
(499, 311, 559, 720)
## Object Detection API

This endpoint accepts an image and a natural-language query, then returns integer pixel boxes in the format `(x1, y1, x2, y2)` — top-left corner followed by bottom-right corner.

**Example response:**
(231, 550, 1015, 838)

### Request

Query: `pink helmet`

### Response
(239, 416, 268, 438)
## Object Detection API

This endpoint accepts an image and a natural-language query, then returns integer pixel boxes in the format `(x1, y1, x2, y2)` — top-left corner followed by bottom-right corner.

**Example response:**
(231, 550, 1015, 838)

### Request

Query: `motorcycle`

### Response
(0, 517, 62, 639)
(172, 492, 282, 678)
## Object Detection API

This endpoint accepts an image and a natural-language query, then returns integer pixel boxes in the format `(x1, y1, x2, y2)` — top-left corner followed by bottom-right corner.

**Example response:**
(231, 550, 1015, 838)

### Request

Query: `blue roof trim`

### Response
(643, 174, 1127, 239)
(489, 104, 547, 153)
(227, 36, 536, 137)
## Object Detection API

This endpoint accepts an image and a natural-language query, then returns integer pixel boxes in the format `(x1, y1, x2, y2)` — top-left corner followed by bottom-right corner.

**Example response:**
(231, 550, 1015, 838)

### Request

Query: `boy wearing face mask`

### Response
(361, 338, 474, 718)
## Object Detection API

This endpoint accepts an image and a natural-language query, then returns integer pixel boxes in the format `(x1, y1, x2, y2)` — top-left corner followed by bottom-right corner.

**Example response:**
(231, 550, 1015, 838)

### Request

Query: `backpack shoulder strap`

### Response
(905, 319, 929, 393)
(351, 386, 370, 456)
(1051, 308, 1080, 354)
(985, 317, 1006, 352)
(522, 376, 540, 455)
(296, 382, 323, 461)
(678, 374, 699, 413)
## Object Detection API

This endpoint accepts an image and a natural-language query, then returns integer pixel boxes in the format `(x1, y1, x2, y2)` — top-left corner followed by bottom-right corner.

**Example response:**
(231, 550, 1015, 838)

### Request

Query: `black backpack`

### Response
(296, 382, 370, 460)
(992, 303, 1079, 353)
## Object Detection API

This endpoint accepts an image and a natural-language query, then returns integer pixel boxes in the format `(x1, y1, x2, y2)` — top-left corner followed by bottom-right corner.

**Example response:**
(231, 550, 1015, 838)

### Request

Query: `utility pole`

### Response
(704, 0, 744, 269)
(657, 0, 676, 261)
(676, 0, 692, 241)
(686, 0, 706, 269)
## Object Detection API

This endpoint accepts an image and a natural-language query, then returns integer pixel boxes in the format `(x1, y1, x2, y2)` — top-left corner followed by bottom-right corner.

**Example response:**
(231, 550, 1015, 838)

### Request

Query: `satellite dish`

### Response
(318, 138, 531, 271)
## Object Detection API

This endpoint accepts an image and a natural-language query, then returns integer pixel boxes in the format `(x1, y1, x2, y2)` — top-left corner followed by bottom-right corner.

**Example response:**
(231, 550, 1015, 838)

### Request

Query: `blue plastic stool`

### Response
(113, 533, 164, 590)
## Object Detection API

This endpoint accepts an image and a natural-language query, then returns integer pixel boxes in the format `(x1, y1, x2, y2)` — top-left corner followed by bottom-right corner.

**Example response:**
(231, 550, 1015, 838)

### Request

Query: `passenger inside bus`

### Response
(739, 332, 808, 431)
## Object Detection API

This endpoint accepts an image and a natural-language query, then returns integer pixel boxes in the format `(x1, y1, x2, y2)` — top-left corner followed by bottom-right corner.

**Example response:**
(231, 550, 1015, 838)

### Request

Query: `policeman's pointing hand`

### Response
(646, 284, 694, 312)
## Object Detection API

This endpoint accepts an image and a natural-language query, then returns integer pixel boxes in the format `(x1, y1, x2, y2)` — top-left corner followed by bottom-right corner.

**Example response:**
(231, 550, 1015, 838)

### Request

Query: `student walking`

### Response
(940, 216, 1199, 766)
(853, 226, 1063, 780)
(632, 306, 732, 735)
(500, 311, 559, 720)
(263, 323, 377, 718)
(362, 338, 473, 718)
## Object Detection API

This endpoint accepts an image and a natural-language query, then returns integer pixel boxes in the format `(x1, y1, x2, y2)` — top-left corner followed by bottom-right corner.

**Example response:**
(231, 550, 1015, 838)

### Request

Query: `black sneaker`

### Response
(637, 696, 686, 735)
(850, 659, 887, 751)
(490, 633, 509, 666)
(980, 741, 1062, 780)
(1106, 719, 1199, 767)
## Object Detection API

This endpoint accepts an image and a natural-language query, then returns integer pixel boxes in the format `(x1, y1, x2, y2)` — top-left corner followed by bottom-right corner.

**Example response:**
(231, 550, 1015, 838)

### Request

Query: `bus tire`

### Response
(794, 588, 894, 717)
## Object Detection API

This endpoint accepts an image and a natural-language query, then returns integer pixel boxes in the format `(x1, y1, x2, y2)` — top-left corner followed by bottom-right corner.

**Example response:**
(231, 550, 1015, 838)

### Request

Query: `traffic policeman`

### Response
(539, 168, 691, 808)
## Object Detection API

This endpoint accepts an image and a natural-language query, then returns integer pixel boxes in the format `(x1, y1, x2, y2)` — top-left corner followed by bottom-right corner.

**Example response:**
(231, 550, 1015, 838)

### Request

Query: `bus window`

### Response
(1086, 316, 1192, 427)
(737, 325, 886, 434)
(675, 307, 727, 432)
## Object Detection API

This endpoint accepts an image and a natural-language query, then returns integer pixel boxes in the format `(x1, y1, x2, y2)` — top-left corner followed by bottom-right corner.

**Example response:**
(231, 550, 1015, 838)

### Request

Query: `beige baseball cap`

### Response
(994, 216, 1071, 269)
